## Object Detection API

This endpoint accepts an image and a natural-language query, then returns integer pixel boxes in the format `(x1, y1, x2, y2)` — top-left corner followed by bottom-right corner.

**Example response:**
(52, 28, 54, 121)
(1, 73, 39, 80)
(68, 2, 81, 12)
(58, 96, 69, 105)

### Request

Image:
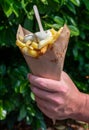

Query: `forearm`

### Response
(71, 92, 89, 123)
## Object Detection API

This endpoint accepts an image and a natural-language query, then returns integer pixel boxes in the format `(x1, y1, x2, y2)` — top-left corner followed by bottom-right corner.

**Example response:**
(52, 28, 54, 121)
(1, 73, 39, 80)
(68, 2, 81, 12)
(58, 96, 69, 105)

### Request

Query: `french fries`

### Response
(16, 27, 63, 58)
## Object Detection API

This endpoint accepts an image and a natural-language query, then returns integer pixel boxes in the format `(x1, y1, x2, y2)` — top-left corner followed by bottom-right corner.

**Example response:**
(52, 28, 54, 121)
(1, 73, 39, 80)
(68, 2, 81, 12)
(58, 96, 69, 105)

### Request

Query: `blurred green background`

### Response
(0, 0, 89, 129)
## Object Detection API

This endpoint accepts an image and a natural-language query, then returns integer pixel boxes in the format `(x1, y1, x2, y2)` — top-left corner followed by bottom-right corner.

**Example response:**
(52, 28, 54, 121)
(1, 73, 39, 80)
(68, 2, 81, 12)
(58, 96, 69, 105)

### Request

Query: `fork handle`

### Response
(33, 5, 44, 32)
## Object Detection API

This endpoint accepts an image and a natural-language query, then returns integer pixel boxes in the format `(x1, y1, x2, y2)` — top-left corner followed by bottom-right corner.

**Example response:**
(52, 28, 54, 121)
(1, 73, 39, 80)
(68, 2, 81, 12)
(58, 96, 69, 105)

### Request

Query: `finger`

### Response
(31, 85, 55, 101)
(36, 96, 58, 117)
(36, 97, 57, 119)
(35, 96, 53, 108)
(37, 103, 54, 119)
(37, 101, 62, 120)
(28, 74, 62, 92)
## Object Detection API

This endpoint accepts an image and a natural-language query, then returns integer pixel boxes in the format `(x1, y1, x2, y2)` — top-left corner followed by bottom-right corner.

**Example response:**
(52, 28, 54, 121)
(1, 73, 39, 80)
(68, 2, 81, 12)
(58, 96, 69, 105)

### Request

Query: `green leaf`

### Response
(14, 81, 21, 93)
(0, 106, 7, 120)
(82, 0, 89, 10)
(1, 0, 13, 17)
(12, 4, 19, 17)
(66, 3, 76, 14)
(52, 24, 63, 29)
(53, 16, 64, 25)
(31, 92, 35, 101)
(18, 105, 27, 121)
(4, 7, 13, 17)
(40, 0, 48, 5)
(67, 16, 77, 26)
(68, 25, 80, 36)
(0, 26, 4, 31)
(70, 0, 80, 6)
(21, 0, 28, 14)
(40, 120, 47, 130)
(53, 0, 60, 3)
(20, 81, 28, 94)
(26, 116, 33, 125)
(27, 107, 36, 117)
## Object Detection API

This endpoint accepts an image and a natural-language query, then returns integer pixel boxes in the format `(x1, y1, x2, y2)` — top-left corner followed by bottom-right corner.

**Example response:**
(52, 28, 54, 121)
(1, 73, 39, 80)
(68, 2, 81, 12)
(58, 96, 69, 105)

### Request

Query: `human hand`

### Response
(28, 71, 86, 121)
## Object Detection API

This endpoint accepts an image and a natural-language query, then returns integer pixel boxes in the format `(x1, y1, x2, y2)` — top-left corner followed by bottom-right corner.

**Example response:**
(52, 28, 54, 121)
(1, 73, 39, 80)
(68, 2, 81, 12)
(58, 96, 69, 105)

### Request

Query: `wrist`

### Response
(70, 92, 89, 123)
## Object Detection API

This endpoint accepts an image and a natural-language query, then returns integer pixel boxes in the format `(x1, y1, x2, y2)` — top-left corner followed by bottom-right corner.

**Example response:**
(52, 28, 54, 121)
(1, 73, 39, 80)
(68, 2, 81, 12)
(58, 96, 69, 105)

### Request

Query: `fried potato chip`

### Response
(26, 40, 32, 46)
(40, 45, 48, 54)
(21, 46, 29, 55)
(16, 39, 25, 48)
(31, 42, 38, 49)
(28, 49, 38, 57)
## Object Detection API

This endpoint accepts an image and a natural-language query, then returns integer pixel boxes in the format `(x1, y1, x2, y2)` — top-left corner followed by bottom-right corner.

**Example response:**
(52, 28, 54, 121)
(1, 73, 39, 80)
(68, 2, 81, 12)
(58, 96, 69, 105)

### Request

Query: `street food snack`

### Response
(16, 24, 70, 80)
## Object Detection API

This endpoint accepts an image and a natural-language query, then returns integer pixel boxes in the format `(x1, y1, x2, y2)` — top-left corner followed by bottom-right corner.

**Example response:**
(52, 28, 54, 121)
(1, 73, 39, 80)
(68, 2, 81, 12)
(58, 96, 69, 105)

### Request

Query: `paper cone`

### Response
(16, 24, 70, 81)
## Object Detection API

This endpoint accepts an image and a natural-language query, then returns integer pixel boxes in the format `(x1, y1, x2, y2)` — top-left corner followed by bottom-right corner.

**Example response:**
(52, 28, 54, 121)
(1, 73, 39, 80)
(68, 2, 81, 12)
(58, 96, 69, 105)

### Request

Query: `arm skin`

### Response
(28, 71, 89, 123)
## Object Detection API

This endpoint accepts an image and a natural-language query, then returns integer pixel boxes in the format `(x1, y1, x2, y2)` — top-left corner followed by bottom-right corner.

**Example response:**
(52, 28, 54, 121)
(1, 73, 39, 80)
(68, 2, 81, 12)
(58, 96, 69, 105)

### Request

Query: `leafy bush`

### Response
(0, 0, 89, 129)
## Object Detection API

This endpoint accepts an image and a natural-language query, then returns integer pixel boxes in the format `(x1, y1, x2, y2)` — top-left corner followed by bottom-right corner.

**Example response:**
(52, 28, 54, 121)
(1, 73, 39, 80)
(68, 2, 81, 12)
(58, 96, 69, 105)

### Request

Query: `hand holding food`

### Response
(28, 72, 89, 124)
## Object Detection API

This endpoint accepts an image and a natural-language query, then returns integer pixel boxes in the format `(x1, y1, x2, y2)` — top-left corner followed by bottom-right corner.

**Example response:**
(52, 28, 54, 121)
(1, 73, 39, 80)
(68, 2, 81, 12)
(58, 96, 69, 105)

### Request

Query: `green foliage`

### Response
(0, 0, 89, 129)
